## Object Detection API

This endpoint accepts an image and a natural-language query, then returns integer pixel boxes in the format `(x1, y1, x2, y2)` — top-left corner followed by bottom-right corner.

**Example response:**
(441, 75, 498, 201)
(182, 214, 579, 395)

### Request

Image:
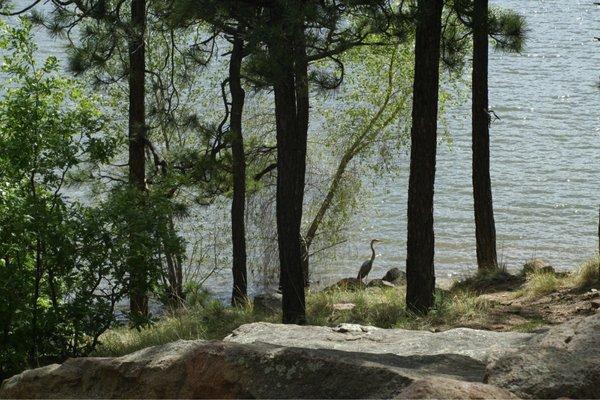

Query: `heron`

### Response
(357, 239, 382, 281)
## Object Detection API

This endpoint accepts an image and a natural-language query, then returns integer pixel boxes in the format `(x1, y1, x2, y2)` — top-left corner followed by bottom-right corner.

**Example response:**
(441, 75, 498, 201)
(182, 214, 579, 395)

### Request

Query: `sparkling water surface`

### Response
(9, 0, 600, 299)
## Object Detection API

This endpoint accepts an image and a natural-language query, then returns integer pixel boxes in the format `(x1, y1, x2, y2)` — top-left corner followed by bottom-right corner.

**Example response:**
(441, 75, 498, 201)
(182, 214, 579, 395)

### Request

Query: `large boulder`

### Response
(226, 322, 534, 364)
(253, 292, 282, 314)
(3, 339, 493, 399)
(382, 268, 407, 285)
(396, 377, 517, 399)
(486, 313, 600, 398)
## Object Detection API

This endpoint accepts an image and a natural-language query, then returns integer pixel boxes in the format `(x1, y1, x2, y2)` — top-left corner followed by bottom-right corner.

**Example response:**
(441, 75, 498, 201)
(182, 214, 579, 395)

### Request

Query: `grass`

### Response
(93, 298, 277, 357)
(450, 266, 522, 294)
(94, 286, 492, 357)
(512, 256, 600, 299)
(572, 256, 600, 290)
(94, 256, 600, 358)
(509, 315, 551, 333)
(516, 270, 561, 298)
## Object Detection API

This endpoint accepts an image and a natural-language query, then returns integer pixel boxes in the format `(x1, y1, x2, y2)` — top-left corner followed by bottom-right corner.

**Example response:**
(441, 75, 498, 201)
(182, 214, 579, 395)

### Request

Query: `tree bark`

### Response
(472, 0, 498, 270)
(270, 5, 308, 324)
(229, 32, 248, 307)
(128, 0, 148, 320)
(405, 0, 443, 314)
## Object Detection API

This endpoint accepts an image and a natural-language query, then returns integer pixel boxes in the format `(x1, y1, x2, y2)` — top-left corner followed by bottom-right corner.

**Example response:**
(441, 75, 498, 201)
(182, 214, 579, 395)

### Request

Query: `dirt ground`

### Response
(471, 281, 600, 332)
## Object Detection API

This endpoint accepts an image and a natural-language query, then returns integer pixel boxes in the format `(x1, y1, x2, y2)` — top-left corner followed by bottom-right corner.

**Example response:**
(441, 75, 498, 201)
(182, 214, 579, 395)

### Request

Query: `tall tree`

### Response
(229, 30, 248, 306)
(452, 0, 526, 270)
(472, 0, 497, 270)
(268, 2, 309, 324)
(405, 0, 444, 314)
(127, 0, 149, 319)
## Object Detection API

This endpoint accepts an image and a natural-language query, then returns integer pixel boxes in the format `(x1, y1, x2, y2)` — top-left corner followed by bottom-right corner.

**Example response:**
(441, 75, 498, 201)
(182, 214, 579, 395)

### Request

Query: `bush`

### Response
(0, 20, 123, 380)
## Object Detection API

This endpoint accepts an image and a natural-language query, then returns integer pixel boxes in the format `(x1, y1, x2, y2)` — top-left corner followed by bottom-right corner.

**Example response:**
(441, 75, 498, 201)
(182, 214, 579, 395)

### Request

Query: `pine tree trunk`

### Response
(405, 0, 443, 314)
(128, 0, 148, 319)
(472, 0, 498, 270)
(230, 33, 248, 307)
(270, 6, 308, 324)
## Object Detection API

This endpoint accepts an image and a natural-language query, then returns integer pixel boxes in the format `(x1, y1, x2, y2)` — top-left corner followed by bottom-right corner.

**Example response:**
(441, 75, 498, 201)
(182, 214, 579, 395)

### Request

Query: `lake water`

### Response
(314, 0, 600, 287)
(9, 0, 600, 299)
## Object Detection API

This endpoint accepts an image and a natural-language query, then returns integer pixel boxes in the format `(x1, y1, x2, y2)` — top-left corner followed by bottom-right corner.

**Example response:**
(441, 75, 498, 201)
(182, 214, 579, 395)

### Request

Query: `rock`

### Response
(332, 302, 356, 311)
(332, 323, 378, 334)
(382, 268, 407, 285)
(486, 313, 600, 398)
(367, 279, 396, 289)
(253, 292, 282, 313)
(523, 259, 555, 275)
(226, 322, 534, 364)
(1, 339, 494, 399)
(395, 377, 517, 399)
(324, 277, 365, 291)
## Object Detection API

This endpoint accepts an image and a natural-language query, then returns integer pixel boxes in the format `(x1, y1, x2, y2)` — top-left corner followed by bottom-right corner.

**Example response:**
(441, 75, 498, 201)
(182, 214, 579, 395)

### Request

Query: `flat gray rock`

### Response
(486, 312, 600, 399)
(225, 322, 535, 364)
(1, 339, 489, 398)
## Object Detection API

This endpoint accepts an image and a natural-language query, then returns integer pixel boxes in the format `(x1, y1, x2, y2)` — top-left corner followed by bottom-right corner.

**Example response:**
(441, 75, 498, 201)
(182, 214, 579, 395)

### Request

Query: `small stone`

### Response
(367, 279, 396, 289)
(333, 323, 378, 334)
(332, 303, 356, 311)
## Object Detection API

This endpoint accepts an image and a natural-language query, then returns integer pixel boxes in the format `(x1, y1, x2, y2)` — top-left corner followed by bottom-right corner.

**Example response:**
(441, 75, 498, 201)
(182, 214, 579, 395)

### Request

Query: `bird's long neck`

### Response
(370, 242, 376, 262)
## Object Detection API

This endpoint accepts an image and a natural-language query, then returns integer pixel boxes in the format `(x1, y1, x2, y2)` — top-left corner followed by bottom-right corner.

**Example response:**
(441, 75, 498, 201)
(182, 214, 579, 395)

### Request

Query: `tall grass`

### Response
(93, 299, 276, 357)
(518, 271, 560, 297)
(572, 257, 600, 290)
(94, 286, 494, 357)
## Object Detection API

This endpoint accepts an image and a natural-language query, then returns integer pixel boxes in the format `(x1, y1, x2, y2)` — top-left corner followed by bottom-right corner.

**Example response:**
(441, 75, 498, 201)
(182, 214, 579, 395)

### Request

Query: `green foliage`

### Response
(0, 19, 123, 379)
(489, 7, 527, 53)
(450, 0, 527, 53)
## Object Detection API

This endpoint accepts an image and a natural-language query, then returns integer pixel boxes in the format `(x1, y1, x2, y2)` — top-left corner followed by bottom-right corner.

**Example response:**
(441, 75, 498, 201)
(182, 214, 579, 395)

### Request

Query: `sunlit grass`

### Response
(94, 285, 495, 357)
(93, 299, 276, 357)
(513, 257, 600, 299)
(515, 270, 561, 298)
(92, 255, 600, 359)
(572, 256, 600, 290)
